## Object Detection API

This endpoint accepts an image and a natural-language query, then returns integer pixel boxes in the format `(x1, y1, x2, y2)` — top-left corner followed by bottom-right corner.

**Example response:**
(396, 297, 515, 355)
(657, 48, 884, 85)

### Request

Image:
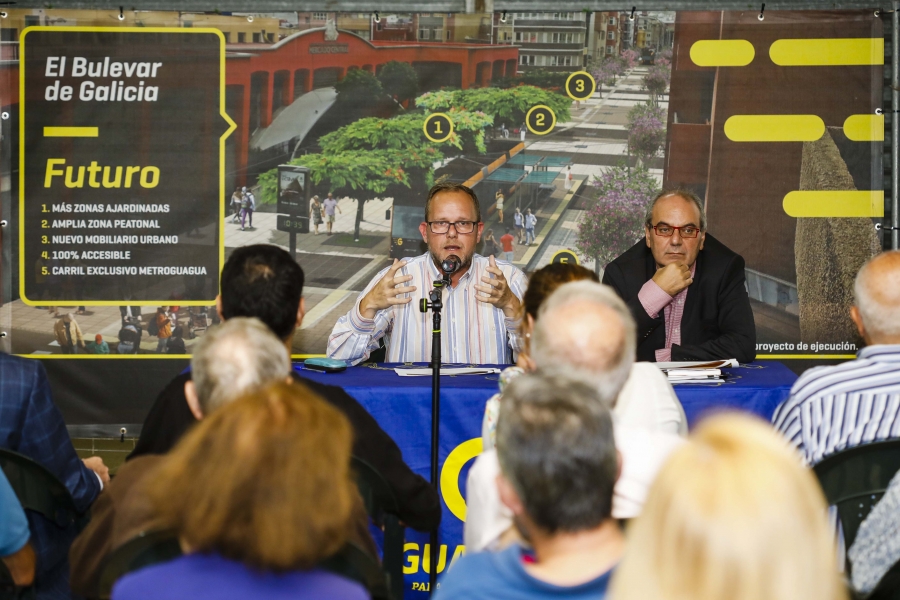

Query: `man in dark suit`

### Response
(602, 189, 756, 363)
(0, 352, 110, 599)
(129, 244, 441, 532)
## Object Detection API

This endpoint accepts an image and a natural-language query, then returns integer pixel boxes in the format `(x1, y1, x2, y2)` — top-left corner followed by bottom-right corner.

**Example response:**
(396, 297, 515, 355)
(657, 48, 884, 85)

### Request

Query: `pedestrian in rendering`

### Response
(240, 187, 255, 231)
(231, 187, 243, 223)
(525, 208, 537, 246)
(310, 195, 324, 235)
(513, 207, 525, 244)
(564, 165, 573, 191)
(54, 313, 84, 354)
(495, 190, 505, 224)
(500, 228, 515, 263)
(323, 193, 341, 235)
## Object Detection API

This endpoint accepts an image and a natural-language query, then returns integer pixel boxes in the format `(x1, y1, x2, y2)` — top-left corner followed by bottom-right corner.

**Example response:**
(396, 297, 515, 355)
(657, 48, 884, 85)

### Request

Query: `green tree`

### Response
(416, 86, 571, 129)
(334, 68, 385, 109)
(377, 61, 419, 104)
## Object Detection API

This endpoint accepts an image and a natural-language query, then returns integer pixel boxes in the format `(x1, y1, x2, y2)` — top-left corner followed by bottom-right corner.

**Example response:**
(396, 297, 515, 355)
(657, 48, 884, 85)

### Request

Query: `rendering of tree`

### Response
(643, 63, 671, 105)
(377, 61, 419, 104)
(626, 102, 667, 166)
(416, 85, 571, 129)
(576, 164, 659, 273)
(335, 68, 385, 108)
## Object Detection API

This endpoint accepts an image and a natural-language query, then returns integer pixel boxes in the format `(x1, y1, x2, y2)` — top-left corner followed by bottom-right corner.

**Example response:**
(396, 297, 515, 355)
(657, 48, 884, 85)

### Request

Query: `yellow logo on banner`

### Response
(690, 40, 755, 67)
(770, 38, 884, 66)
(440, 437, 483, 522)
(724, 115, 824, 142)
(783, 190, 884, 218)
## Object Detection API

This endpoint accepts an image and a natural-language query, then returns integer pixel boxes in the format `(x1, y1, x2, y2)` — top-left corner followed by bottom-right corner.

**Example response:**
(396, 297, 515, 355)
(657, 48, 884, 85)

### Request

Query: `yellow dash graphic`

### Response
(843, 114, 884, 142)
(690, 40, 755, 67)
(724, 115, 824, 142)
(783, 191, 884, 218)
(43, 127, 98, 137)
(770, 38, 883, 66)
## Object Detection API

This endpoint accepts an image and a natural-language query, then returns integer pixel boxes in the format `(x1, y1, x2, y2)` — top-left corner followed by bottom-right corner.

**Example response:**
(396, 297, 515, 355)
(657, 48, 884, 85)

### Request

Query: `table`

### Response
(296, 361, 797, 598)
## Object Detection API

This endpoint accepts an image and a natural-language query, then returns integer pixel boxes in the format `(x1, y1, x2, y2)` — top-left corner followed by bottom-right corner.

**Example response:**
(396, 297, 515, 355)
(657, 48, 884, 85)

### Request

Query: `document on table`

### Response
(395, 367, 503, 377)
(654, 359, 737, 383)
(654, 359, 738, 370)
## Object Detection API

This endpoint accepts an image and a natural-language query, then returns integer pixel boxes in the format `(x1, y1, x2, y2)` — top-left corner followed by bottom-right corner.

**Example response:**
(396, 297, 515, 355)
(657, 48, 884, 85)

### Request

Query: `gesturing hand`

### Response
(475, 255, 521, 318)
(358, 259, 418, 320)
(652, 262, 693, 297)
(83, 456, 110, 485)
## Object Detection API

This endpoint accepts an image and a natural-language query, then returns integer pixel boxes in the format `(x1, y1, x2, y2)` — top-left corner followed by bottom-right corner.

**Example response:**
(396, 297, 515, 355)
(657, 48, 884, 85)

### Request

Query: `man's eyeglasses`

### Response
(650, 224, 701, 238)
(427, 221, 477, 234)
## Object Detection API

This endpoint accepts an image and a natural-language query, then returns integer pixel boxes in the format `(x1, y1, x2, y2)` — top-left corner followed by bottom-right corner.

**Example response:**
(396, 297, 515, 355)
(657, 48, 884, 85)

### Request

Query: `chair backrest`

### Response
(865, 558, 900, 600)
(0, 448, 83, 529)
(321, 542, 391, 600)
(351, 456, 405, 600)
(813, 440, 900, 552)
(96, 530, 182, 600)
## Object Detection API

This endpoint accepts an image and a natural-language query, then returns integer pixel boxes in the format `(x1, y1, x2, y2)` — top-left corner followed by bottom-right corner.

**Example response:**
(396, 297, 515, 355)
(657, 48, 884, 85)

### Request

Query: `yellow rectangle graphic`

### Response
(843, 114, 884, 142)
(783, 191, 884, 217)
(690, 40, 755, 67)
(770, 38, 883, 66)
(43, 126, 98, 137)
(724, 115, 824, 142)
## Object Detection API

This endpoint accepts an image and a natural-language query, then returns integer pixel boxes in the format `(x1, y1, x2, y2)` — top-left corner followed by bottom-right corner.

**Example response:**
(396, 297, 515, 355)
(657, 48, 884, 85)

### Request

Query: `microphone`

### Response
(440, 256, 461, 276)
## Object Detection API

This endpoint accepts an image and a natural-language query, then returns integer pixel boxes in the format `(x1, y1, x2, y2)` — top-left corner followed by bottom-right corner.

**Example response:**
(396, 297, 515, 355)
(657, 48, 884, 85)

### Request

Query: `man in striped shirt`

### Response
(328, 183, 527, 365)
(773, 251, 900, 465)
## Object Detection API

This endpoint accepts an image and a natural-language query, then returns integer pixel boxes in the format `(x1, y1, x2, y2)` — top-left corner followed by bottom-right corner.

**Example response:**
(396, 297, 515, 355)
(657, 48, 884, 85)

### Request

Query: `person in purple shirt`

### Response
(434, 372, 623, 600)
(111, 382, 368, 600)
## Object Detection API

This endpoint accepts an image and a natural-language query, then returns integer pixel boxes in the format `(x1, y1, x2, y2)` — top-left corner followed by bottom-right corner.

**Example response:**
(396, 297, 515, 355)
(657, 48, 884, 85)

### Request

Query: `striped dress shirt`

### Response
(772, 345, 900, 466)
(328, 253, 527, 365)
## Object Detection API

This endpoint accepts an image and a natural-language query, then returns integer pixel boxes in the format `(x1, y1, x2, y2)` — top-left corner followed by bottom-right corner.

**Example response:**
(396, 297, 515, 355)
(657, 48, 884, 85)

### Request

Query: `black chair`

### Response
(321, 542, 391, 600)
(813, 440, 900, 572)
(352, 456, 405, 600)
(95, 530, 182, 600)
(0, 448, 88, 531)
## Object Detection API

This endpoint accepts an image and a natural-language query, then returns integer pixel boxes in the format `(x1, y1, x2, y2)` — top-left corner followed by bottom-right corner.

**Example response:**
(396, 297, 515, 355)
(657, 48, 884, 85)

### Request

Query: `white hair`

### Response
(531, 281, 636, 403)
(854, 251, 900, 339)
(190, 317, 291, 414)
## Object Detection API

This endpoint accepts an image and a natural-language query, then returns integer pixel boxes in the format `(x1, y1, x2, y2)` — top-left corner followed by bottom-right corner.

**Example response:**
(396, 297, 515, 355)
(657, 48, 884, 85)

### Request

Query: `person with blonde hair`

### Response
(111, 381, 367, 600)
(610, 413, 846, 600)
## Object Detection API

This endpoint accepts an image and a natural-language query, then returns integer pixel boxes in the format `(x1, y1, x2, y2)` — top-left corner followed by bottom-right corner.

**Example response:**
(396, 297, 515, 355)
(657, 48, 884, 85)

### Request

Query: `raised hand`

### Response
(474, 255, 521, 318)
(358, 259, 418, 319)
(652, 262, 693, 296)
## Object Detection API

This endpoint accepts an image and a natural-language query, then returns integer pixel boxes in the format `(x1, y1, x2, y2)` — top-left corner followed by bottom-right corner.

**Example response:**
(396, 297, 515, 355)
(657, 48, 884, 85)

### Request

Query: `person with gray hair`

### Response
(184, 317, 291, 419)
(602, 187, 756, 363)
(465, 281, 685, 553)
(774, 250, 900, 466)
(436, 372, 624, 600)
(69, 317, 293, 596)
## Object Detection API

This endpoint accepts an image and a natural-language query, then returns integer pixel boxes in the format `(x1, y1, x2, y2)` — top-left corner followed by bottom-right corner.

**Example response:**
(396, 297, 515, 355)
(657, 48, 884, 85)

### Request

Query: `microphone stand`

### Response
(419, 267, 451, 595)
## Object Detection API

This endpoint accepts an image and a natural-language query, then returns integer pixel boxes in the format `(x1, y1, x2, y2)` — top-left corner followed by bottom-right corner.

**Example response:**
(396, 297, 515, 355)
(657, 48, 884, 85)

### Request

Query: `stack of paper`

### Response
(654, 359, 738, 383)
(395, 366, 502, 377)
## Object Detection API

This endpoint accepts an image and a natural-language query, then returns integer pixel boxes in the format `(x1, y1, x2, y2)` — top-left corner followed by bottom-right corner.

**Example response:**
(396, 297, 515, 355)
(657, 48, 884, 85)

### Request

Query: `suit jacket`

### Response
(0, 352, 101, 599)
(602, 234, 756, 363)
(129, 371, 442, 532)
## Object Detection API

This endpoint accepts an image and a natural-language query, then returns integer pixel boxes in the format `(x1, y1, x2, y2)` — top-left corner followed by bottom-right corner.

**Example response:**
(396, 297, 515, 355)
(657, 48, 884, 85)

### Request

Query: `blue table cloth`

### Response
(295, 361, 797, 598)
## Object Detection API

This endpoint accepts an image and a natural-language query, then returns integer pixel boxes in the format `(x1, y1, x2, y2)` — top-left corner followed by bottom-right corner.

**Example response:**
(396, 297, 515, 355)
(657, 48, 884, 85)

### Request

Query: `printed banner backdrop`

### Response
(0, 7, 885, 597)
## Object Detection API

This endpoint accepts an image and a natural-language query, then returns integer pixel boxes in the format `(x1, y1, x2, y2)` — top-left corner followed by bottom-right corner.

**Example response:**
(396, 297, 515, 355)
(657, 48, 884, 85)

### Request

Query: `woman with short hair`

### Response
(111, 382, 366, 600)
(610, 414, 846, 600)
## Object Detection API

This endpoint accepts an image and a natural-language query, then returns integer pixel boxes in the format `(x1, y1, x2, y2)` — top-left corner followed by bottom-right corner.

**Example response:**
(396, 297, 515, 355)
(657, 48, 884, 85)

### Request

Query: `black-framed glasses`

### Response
(427, 221, 477, 234)
(651, 224, 701, 238)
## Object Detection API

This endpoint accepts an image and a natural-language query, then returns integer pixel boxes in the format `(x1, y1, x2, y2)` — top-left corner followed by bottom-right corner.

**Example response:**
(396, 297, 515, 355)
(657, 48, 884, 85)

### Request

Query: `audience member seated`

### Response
(610, 414, 846, 600)
(773, 250, 900, 465)
(435, 372, 623, 600)
(111, 382, 368, 600)
(849, 469, 900, 596)
(129, 244, 440, 532)
(70, 317, 297, 597)
(0, 351, 109, 599)
(602, 188, 756, 363)
(481, 263, 686, 450)
(465, 281, 684, 553)
(0, 468, 35, 588)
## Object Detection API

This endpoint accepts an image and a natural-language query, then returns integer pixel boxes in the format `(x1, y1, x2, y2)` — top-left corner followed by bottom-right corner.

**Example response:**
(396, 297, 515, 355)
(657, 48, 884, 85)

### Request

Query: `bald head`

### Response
(531, 281, 636, 401)
(853, 251, 900, 343)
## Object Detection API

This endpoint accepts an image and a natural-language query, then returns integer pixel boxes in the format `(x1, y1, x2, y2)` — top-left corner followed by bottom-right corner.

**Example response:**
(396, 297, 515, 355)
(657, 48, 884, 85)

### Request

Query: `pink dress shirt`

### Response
(637, 263, 696, 362)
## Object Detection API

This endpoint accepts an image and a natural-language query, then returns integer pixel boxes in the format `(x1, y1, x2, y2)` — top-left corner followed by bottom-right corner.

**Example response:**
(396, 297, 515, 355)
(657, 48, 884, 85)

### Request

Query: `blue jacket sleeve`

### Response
(0, 469, 29, 556)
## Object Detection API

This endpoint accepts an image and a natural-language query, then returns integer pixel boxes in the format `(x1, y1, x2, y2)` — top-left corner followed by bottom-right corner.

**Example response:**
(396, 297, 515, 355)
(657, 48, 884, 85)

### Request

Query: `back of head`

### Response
(150, 381, 355, 571)
(220, 244, 304, 341)
(191, 317, 291, 415)
(521, 262, 599, 321)
(531, 280, 636, 400)
(854, 250, 900, 342)
(496, 371, 617, 533)
(611, 414, 844, 600)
